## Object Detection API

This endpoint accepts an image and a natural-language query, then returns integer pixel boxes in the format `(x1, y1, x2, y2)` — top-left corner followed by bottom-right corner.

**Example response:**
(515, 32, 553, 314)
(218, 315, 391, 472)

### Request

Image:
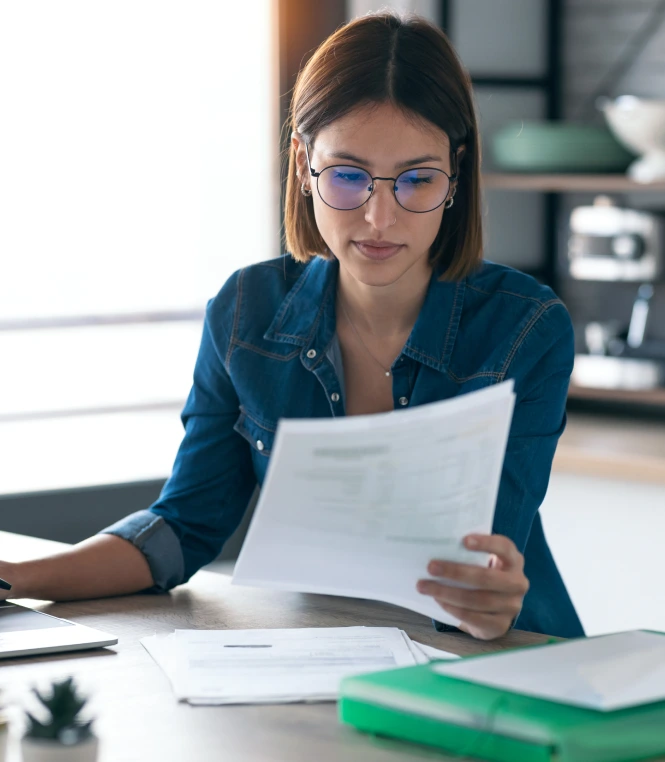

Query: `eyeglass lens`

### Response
(316, 166, 450, 212)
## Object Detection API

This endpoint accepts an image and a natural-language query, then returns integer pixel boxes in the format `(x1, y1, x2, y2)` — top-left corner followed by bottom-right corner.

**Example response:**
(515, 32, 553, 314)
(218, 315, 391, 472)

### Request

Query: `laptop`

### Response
(0, 601, 118, 659)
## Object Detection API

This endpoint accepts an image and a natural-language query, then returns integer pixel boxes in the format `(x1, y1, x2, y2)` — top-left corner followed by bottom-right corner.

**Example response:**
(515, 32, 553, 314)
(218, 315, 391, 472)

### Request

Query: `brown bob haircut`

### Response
(283, 10, 483, 281)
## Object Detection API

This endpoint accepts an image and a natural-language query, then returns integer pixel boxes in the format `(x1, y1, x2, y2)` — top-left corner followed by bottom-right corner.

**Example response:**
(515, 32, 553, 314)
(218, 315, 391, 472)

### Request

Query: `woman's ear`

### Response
(444, 145, 466, 205)
(291, 130, 309, 185)
(455, 144, 466, 173)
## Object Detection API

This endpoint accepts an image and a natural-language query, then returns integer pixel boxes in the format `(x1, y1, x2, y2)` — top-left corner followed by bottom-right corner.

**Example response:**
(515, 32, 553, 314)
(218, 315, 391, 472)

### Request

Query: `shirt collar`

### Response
(402, 270, 466, 373)
(264, 255, 465, 374)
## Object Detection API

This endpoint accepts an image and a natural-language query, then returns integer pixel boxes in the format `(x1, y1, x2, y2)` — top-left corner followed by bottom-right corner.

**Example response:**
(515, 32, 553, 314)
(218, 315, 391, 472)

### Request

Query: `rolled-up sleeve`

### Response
(99, 509, 184, 592)
(98, 271, 256, 591)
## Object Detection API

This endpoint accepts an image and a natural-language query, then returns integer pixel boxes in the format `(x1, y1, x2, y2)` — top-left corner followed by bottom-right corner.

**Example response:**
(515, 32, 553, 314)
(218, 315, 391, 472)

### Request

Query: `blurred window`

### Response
(0, 1, 277, 493)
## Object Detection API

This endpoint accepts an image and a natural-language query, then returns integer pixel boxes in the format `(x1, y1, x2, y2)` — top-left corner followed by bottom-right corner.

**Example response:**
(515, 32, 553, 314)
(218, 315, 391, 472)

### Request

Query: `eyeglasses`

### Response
(305, 141, 457, 214)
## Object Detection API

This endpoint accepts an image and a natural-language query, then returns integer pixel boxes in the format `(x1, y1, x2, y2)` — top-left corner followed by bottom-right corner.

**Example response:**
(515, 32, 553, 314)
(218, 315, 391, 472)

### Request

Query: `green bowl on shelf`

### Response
(490, 121, 635, 173)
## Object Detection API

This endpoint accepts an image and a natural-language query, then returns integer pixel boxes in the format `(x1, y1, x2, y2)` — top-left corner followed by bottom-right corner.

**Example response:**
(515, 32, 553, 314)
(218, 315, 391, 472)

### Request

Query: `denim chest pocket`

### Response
(233, 407, 276, 457)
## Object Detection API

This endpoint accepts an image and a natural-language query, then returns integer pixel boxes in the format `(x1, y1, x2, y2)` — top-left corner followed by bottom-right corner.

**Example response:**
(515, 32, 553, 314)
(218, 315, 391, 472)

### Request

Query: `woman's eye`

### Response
(335, 172, 364, 182)
(404, 176, 433, 185)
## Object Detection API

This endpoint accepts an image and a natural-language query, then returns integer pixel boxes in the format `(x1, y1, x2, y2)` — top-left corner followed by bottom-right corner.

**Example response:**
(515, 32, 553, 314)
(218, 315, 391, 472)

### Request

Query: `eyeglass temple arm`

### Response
(304, 141, 321, 177)
(450, 146, 459, 182)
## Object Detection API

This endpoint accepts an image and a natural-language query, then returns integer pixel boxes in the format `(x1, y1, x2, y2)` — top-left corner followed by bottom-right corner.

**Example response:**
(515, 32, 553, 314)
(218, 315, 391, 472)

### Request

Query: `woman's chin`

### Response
(347, 262, 408, 288)
(339, 246, 429, 287)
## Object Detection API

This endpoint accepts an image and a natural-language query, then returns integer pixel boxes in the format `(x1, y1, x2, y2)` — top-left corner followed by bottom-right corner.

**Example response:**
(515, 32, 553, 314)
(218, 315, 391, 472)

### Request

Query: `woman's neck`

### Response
(336, 261, 433, 339)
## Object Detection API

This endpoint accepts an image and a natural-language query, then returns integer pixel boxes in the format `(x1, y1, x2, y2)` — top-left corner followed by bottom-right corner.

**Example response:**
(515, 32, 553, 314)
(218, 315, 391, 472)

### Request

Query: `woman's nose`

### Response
(364, 179, 399, 230)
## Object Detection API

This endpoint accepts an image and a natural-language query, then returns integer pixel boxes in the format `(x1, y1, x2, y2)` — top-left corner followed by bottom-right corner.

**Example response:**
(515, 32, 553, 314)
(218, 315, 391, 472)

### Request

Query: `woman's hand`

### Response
(0, 561, 18, 600)
(417, 534, 529, 641)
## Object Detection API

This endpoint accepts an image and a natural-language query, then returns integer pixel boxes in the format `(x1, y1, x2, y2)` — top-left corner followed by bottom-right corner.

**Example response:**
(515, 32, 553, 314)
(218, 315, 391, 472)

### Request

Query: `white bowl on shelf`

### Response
(601, 96, 665, 183)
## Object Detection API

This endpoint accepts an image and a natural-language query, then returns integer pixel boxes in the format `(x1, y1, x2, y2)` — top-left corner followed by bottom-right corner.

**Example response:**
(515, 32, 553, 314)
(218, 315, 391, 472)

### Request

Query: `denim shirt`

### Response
(100, 254, 584, 639)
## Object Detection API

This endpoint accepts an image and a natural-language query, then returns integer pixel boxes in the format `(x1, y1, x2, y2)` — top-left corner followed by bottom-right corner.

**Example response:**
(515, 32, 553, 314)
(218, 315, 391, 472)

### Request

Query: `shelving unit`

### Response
(482, 174, 665, 193)
(439, 1, 665, 409)
(483, 172, 665, 409)
(441, 0, 565, 288)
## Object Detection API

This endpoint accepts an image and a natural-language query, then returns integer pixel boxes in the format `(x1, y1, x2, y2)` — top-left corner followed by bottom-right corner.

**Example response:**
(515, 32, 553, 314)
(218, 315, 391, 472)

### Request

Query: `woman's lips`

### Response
(353, 241, 404, 261)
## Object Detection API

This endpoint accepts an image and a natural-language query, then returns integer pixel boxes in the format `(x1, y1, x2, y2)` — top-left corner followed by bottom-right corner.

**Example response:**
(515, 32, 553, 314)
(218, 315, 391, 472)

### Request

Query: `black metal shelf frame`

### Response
(441, 0, 564, 291)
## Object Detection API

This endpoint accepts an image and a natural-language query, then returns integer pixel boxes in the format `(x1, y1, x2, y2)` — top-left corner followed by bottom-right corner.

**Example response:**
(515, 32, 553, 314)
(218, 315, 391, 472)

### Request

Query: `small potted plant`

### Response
(21, 677, 98, 762)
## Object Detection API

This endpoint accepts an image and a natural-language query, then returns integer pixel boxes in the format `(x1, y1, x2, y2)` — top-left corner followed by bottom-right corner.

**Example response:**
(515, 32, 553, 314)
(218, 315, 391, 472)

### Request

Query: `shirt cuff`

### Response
(98, 509, 185, 593)
(432, 619, 462, 633)
(432, 612, 520, 635)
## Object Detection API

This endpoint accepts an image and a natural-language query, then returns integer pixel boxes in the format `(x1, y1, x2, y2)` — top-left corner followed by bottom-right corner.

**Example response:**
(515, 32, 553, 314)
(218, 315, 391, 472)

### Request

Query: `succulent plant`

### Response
(25, 677, 94, 744)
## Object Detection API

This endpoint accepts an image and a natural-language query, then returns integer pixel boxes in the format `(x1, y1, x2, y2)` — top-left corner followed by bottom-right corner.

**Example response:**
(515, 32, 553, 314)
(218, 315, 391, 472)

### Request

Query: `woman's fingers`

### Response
(416, 580, 522, 615)
(426, 559, 528, 595)
(419, 534, 529, 639)
(435, 603, 512, 641)
(463, 534, 523, 570)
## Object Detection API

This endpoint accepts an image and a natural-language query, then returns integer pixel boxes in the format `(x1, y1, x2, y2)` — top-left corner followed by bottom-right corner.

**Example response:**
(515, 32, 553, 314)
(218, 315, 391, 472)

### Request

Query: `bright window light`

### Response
(0, 1, 278, 320)
(0, 2, 277, 492)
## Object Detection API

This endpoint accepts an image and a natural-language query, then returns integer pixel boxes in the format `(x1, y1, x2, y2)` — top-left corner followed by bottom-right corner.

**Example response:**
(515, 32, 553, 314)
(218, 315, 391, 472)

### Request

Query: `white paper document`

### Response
(232, 381, 515, 626)
(411, 640, 460, 662)
(140, 626, 458, 705)
(433, 630, 665, 711)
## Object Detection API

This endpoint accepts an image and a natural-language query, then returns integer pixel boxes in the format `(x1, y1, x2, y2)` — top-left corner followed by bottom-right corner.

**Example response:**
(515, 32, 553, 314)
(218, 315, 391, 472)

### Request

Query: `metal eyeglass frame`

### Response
(304, 140, 458, 213)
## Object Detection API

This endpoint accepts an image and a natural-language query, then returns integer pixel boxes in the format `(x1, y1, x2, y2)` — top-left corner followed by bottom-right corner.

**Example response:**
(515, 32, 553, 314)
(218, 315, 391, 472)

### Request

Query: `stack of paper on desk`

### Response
(140, 627, 458, 705)
(232, 381, 515, 627)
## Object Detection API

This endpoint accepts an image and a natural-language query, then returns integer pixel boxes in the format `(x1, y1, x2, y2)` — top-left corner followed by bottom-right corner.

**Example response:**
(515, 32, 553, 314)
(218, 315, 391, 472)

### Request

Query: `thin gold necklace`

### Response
(338, 298, 394, 378)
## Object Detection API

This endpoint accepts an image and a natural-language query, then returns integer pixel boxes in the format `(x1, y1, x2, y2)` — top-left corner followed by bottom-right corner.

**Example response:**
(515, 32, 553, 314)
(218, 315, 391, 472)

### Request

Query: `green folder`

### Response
(339, 658, 665, 762)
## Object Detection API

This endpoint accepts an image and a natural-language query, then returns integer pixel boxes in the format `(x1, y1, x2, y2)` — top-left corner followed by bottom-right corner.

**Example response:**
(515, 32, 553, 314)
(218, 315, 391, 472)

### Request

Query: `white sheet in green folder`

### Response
(433, 630, 665, 711)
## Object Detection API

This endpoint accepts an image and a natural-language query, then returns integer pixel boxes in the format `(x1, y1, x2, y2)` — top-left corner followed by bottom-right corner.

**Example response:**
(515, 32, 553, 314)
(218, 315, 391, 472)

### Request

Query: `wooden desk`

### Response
(1, 531, 549, 762)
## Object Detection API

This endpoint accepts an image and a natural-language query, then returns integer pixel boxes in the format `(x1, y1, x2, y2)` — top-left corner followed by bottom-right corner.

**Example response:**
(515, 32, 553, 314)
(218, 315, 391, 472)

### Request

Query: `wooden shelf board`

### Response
(554, 411, 665, 485)
(482, 173, 665, 192)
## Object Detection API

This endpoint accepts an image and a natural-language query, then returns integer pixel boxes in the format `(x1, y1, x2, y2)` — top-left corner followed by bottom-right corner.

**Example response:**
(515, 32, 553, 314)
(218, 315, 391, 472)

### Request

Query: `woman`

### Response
(0, 11, 584, 640)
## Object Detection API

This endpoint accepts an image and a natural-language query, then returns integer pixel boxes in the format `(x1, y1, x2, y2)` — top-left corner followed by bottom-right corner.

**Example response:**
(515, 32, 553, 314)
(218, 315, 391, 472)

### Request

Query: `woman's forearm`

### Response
(4, 534, 154, 601)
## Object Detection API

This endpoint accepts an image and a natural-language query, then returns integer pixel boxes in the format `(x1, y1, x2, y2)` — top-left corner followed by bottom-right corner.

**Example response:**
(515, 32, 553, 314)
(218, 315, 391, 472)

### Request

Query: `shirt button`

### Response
(306, 349, 317, 359)
(398, 396, 409, 406)
(331, 392, 340, 402)
(256, 440, 265, 451)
